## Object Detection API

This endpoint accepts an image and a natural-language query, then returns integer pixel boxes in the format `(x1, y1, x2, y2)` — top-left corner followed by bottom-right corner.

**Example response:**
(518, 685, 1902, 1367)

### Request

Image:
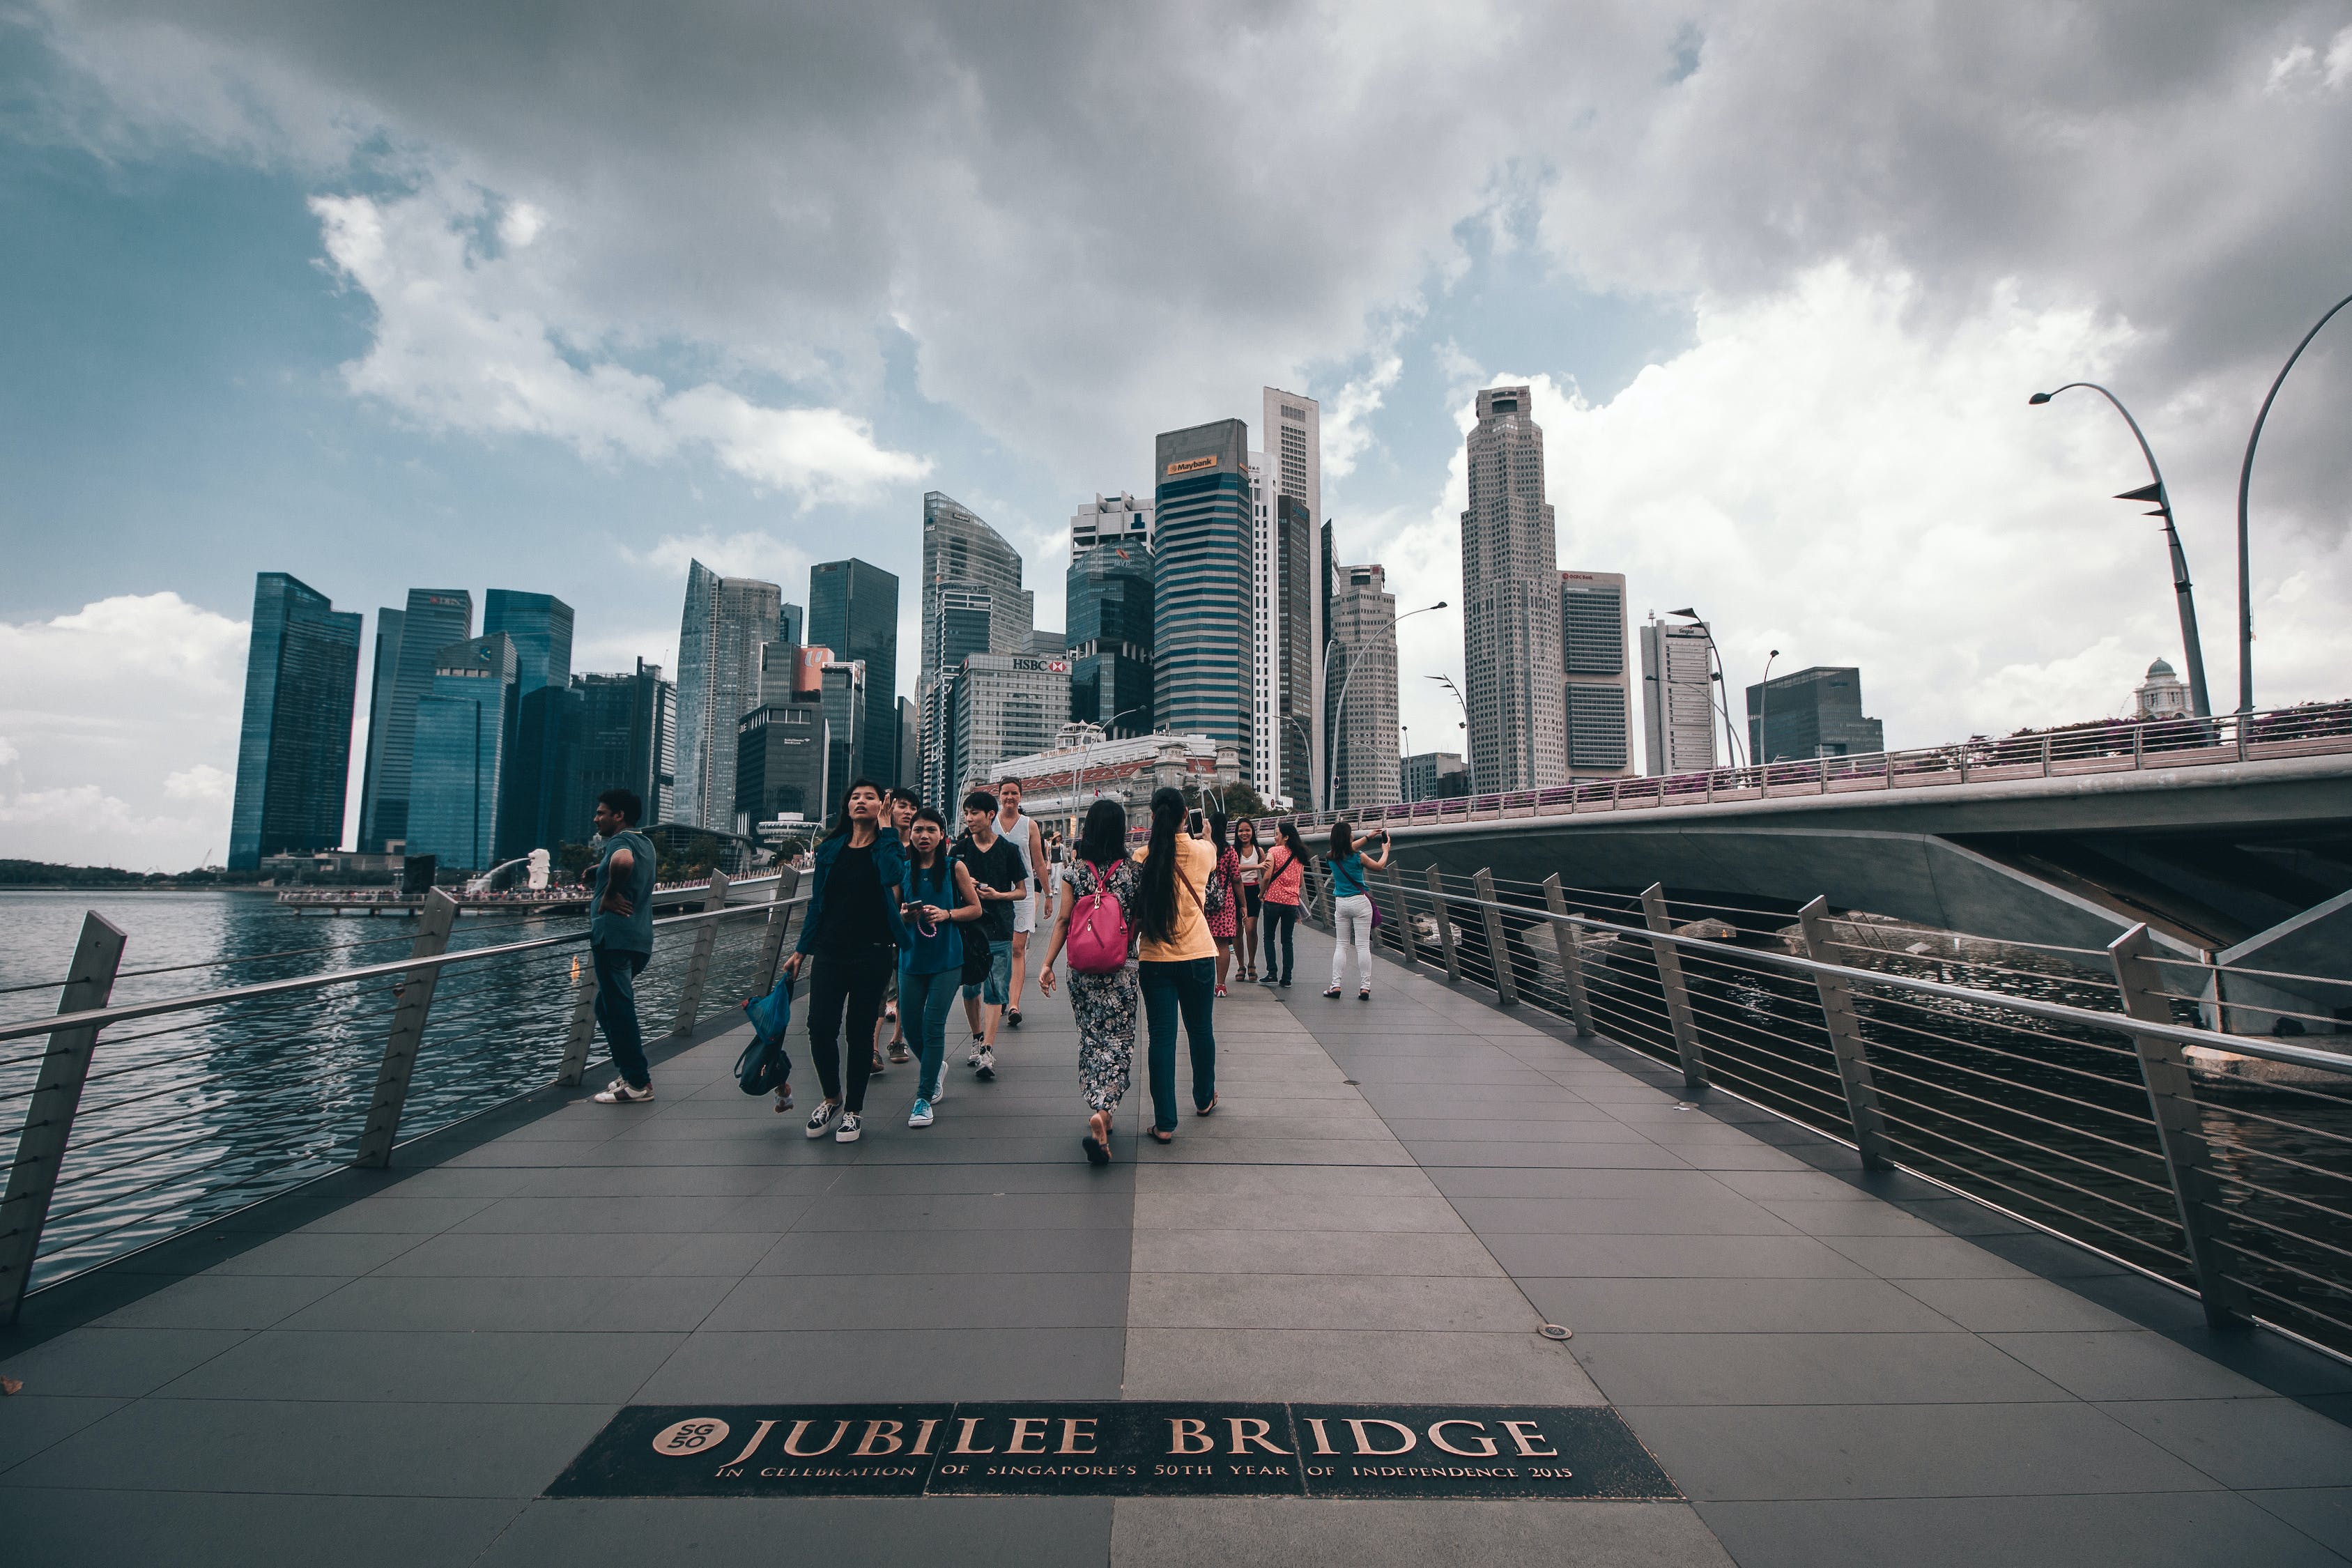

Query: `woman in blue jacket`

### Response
(783, 779, 909, 1144)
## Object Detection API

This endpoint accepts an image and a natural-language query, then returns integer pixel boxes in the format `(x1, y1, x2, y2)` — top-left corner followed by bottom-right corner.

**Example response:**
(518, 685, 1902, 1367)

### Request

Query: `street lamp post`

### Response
(1757, 648, 1780, 767)
(1071, 705, 1150, 833)
(2029, 383, 2212, 717)
(2234, 289, 2352, 715)
(1328, 601, 1445, 812)
(1666, 609, 1746, 769)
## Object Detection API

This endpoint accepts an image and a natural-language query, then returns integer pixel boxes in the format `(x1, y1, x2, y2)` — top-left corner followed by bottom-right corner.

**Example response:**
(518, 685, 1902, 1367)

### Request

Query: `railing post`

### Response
(1794, 896, 1893, 1170)
(1473, 868, 1518, 1005)
(1427, 865, 1461, 982)
(672, 870, 730, 1035)
(1542, 875, 1594, 1038)
(356, 889, 457, 1169)
(0, 912, 128, 1323)
(756, 866, 802, 993)
(1383, 867, 1419, 971)
(1640, 882, 1707, 1094)
(553, 951, 599, 1087)
(2110, 924, 2250, 1330)
(2041, 734, 2052, 778)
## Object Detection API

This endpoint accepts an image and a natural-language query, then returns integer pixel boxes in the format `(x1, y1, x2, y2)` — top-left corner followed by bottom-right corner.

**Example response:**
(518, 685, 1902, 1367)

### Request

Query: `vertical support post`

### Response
(2111, 924, 2249, 1330)
(1542, 875, 1594, 1038)
(2041, 734, 2052, 778)
(0, 913, 128, 1323)
(672, 870, 730, 1036)
(1640, 883, 1707, 1093)
(357, 889, 458, 1169)
(553, 950, 599, 1087)
(756, 866, 802, 994)
(2132, 725, 2145, 769)
(1473, 868, 1518, 1005)
(1794, 896, 1893, 1169)
(1427, 865, 1461, 982)
(1383, 867, 1419, 971)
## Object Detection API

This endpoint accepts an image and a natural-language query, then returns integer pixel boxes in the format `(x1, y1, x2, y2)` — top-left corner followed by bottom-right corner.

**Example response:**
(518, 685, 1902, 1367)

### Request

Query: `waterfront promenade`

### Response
(6, 955, 2350, 1565)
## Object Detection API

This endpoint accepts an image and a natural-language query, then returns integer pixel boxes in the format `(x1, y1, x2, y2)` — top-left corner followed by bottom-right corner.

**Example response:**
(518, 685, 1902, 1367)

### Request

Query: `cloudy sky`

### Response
(3, 1, 2349, 870)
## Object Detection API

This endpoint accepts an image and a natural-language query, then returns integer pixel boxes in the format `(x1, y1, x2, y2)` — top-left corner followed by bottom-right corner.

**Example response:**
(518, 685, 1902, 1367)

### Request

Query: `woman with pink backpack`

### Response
(1038, 798, 1142, 1165)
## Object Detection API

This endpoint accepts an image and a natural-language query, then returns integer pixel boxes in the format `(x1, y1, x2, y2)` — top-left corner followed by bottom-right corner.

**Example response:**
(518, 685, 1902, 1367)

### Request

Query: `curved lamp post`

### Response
(1328, 601, 1445, 810)
(2234, 289, 2352, 714)
(1666, 609, 1746, 769)
(2029, 382, 2212, 717)
(1069, 705, 1151, 832)
(1756, 648, 1781, 765)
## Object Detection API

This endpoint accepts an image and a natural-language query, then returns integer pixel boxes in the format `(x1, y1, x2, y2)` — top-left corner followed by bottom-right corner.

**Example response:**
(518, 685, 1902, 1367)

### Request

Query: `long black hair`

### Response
(1138, 785, 1186, 944)
(1276, 820, 1309, 863)
(1077, 799, 1128, 867)
(825, 777, 886, 840)
(1328, 820, 1355, 860)
(1207, 810, 1229, 856)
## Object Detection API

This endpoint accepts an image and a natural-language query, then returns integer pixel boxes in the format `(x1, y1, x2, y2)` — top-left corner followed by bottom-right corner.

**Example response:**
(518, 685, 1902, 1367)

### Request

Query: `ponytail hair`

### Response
(1139, 785, 1185, 944)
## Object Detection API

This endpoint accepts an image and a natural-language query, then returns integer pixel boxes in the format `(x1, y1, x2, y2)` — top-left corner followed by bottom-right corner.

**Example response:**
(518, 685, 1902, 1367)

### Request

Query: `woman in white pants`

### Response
(1322, 822, 1392, 1000)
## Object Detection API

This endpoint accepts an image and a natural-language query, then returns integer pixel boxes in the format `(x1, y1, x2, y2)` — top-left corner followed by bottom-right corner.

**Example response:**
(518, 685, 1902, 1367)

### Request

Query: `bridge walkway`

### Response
(4, 951, 2349, 1565)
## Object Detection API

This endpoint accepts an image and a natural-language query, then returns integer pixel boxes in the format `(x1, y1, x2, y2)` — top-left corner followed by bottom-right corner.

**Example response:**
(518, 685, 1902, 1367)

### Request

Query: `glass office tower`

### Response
(673, 562, 782, 831)
(1067, 539, 1154, 737)
(357, 588, 474, 851)
(484, 590, 576, 856)
(408, 633, 520, 870)
(228, 571, 362, 868)
(808, 558, 900, 786)
(566, 659, 676, 841)
(1152, 418, 1254, 774)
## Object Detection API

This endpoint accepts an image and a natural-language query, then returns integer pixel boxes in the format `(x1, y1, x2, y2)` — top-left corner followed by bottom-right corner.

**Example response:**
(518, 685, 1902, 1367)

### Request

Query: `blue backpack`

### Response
(735, 974, 795, 1094)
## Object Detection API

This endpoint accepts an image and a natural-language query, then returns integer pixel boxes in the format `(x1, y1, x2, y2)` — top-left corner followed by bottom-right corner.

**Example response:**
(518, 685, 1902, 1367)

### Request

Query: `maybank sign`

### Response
(1163, 454, 1217, 477)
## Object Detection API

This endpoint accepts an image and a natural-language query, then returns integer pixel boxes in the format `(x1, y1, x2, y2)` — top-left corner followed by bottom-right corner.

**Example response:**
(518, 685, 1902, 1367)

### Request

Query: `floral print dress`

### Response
(1063, 856, 1141, 1114)
(1206, 847, 1241, 941)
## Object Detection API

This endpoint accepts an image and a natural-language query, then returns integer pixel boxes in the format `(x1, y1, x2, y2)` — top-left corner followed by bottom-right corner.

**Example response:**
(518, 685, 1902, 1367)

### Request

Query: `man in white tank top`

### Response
(996, 777, 1045, 1029)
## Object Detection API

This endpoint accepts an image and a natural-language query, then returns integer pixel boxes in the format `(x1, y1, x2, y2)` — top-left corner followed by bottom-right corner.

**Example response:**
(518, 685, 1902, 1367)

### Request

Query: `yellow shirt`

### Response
(1131, 835, 1219, 962)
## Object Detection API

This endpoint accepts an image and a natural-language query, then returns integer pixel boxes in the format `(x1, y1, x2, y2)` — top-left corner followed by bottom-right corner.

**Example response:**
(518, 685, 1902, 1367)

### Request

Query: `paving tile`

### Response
(1129, 1229, 1505, 1278)
(751, 1225, 1130, 1276)
(1139, 1163, 1431, 1197)
(1891, 1276, 2139, 1332)
(369, 1231, 707, 1277)
(289, 1196, 500, 1232)
(0, 1394, 128, 1472)
(634, 1327, 1127, 1402)
(1751, 1199, 1946, 1235)
(1981, 1332, 2275, 1402)
(486, 1496, 1112, 1568)
(1525, 1276, 1959, 1334)
(1814, 1233, 2031, 1279)
(201, 1229, 433, 1277)
(1622, 1401, 2220, 1500)
(1129, 1272, 1536, 1332)
(1427, 1167, 1735, 1199)
(2098, 1397, 2352, 1489)
(3, 1488, 523, 1567)
(703, 1270, 1127, 1330)
(0, 1325, 250, 1398)
(1570, 1330, 2066, 1406)
(153, 1328, 685, 1404)
(1484, 1232, 1871, 1280)
(1445, 1194, 1799, 1236)
(1401, 1140, 1696, 1169)
(1110, 1496, 1735, 1568)
(1121, 1327, 1606, 1404)
(89, 1273, 349, 1330)
(2249, 1488, 2352, 1560)
(275, 1272, 738, 1332)
(1696, 1491, 2347, 1568)
(790, 1192, 1132, 1231)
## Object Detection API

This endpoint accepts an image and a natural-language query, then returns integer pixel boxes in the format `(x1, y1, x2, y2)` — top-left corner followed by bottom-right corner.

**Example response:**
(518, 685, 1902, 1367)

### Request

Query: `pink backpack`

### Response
(1066, 861, 1132, 974)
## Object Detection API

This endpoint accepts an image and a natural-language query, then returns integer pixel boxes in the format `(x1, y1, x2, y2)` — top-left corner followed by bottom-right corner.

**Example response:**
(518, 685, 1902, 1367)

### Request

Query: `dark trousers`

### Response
(807, 946, 897, 1114)
(592, 943, 652, 1089)
(1261, 903, 1299, 983)
(1139, 957, 1217, 1132)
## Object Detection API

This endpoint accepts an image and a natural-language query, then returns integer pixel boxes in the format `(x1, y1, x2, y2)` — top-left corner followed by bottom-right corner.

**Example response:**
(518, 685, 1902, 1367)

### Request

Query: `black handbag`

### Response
(735, 973, 796, 1095)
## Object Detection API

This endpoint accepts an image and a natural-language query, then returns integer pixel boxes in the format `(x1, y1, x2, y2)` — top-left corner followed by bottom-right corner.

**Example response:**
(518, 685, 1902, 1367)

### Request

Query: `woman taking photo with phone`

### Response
(897, 806, 982, 1128)
(1131, 786, 1219, 1142)
(1038, 799, 1140, 1165)
(1257, 820, 1308, 987)
(1323, 821, 1392, 1001)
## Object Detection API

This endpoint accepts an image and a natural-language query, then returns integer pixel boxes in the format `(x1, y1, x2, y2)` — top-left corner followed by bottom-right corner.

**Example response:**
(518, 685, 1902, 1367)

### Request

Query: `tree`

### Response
(1212, 781, 1271, 821)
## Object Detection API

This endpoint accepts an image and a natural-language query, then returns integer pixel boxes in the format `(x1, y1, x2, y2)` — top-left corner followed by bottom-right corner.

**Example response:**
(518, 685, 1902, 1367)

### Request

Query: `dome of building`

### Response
(2145, 657, 2177, 679)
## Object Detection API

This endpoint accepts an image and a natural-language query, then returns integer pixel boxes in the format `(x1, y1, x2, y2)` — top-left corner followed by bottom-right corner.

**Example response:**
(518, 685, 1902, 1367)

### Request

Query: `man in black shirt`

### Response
(954, 790, 1027, 1080)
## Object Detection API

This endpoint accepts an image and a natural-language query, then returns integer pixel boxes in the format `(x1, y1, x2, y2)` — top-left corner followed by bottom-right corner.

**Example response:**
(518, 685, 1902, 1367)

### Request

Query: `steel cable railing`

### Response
(0, 877, 804, 1315)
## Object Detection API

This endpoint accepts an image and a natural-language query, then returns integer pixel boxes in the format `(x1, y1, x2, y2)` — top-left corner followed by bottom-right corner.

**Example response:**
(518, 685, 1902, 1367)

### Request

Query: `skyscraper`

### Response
(1067, 532, 1154, 739)
(1747, 666, 1885, 762)
(1326, 563, 1399, 808)
(566, 659, 675, 841)
(355, 607, 404, 849)
(672, 561, 782, 831)
(817, 660, 868, 813)
(808, 558, 900, 786)
(1070, 493, 1153, 553)
(1560, 570, 1633, 777)
(484, 590, 576, 856)
(1153, 418, 1254, 777)
(896, 698, 918, 791)
(919, 491, 1033, 797)
(735, 697, 829, 833)
(1460, 386, 1565, 792)
(1640, 617, 1719, 775)
(228, 571, 362, 868)
(943, 652, 1070, 802)
(1259, 388, 1323, 807)
(357, 588, 472, 851)
(408, 633, 519, 870)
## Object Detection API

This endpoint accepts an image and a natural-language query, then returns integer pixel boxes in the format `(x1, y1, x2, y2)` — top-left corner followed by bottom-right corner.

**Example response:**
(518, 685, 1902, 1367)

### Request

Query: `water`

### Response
(1, 891, 779, 1290)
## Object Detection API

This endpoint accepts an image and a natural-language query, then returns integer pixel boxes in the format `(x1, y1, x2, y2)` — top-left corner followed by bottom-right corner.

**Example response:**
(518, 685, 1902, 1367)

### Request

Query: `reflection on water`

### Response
(0, 891, 780, 1290)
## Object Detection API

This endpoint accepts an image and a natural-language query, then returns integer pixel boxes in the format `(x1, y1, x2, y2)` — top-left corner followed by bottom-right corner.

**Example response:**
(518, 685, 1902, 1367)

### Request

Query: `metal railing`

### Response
(1302, 864, 2352, 1361)
(0, 869, 803, 1321)
(1283, 699, 2351, 831)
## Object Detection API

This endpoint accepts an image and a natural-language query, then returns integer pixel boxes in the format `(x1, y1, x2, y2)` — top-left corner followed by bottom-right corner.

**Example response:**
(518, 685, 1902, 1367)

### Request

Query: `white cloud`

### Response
(0, 594, 248, 869)
(1321, 351, 1404, 482)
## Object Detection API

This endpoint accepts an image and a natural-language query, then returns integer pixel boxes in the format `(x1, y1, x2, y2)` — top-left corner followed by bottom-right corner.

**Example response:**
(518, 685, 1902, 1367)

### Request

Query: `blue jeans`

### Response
(592, 943, 652, 1089)
(1139, 957, 1217, 1132)
(901, 966, 960, 1102)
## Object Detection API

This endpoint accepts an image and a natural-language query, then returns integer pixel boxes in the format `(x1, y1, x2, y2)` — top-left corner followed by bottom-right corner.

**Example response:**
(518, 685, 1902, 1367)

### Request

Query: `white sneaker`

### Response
(908, 1098, 935, 1128)
(592, 1077, 654, 1105)
(966, 1038, 985, 1066)
(804, 1100, 839, 1139)
(835, 1112, 863, 1144)
(928, 1078, 945, 1105)
(975, 1048, 997, 1082)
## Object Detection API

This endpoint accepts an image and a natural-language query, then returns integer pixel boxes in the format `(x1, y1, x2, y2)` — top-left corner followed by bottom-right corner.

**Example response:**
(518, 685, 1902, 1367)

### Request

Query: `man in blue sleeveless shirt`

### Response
(589, 787, 661, 1105)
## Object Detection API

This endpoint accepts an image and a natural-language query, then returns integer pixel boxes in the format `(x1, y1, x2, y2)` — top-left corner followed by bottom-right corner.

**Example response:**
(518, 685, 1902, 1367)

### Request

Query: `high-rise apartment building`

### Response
(565, 659, 675, 842)
(228, 571, 362, 868)
(1640, 617, 1719, 776)
(1560, 571, 1633, 777)
(672, 561, 782, 831)
(1460, 386, 1564, 792)
(483, 590, 576, 856)
(1326, 563, 1399, 809)
(408, 633, 519, 870)
(808, 558, 899, 787)
(1746, 666, 1884, 762)
(1153, 418, 1253, 778)
(357, 588, 472, 851)
(1067, 532, 1154, 739)
(1256, 389, 1322, 807)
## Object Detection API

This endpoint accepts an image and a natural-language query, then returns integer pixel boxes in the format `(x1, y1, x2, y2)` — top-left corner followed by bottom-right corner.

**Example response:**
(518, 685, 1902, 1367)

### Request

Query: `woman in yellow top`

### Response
(1130, 786, 1219, 1141)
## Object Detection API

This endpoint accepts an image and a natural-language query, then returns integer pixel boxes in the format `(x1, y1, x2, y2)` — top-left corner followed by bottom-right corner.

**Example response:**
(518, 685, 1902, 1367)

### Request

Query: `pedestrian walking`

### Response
(1206, 812, 1241, 996)
(1038, 799, 1140, 1165)
(589, 787, 661, 1105)
(1234, 817, 1262, 981)
(897, 806, 981, 1128)
(1132, 786, 1218, 1142)
(954, 790, 1028, 1081)
(783, 780, 909, 1144)
(1323, 821, 1392, 1000)
(994, 778, 1047, 1031)
(880, 787, 922, 1069)
(1257, 820, 1308, 987)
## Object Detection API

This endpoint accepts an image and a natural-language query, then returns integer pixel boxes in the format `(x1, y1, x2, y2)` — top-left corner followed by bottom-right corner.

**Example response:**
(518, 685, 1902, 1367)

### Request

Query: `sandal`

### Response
(1150, 1128, 1175, 1144)
(1323, 986, 1342, 998)
(1195, 1095, 1218, 1117)
(1082, 1111, 1114, 1165)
